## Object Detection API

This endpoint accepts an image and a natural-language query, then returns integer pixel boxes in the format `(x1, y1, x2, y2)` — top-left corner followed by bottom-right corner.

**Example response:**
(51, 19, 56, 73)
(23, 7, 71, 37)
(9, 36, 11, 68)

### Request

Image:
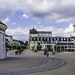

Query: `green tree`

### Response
(18, 40, 24, 45)
(24, 41, 28, 46)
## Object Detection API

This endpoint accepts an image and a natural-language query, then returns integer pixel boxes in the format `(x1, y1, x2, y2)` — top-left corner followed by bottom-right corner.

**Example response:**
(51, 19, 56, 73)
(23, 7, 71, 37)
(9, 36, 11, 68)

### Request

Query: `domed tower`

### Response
(0, 21, 7, 59)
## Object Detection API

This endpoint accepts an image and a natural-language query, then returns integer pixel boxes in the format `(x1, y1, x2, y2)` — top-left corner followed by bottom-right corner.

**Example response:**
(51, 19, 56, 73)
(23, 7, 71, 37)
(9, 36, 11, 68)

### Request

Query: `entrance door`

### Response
(47, 45, 51, 51)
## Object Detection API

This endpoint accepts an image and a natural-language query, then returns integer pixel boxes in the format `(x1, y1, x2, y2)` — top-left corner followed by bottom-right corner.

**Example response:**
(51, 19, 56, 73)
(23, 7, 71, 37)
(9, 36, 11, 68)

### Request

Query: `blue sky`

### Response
(0, 0, 75, 41)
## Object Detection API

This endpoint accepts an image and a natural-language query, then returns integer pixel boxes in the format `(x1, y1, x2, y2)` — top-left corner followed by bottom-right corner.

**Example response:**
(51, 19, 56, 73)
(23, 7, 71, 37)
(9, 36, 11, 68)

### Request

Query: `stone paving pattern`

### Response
(0, 49, 75, 75)
(21, 50, 75, 75)
(0, 57, 64, 75)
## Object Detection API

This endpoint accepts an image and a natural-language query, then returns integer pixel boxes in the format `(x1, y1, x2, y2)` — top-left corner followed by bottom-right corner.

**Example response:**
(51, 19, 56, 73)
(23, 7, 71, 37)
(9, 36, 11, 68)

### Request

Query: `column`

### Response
(71, 46, 72, 51)
(45, 45, 47, 49)
(60, 46, 61, 51)
(64, 46, 65, 51)
(0, 33, 6, 59)
(43, 45, 45, 49)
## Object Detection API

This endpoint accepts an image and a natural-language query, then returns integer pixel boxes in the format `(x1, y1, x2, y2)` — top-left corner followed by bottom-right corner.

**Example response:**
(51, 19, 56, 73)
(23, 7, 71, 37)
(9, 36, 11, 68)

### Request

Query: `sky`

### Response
(0, 0, 75, 41)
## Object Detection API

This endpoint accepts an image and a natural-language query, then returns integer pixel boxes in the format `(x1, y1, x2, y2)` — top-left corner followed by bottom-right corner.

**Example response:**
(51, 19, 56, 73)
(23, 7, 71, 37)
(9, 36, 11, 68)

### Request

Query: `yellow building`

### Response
(29, 28, 75, 51)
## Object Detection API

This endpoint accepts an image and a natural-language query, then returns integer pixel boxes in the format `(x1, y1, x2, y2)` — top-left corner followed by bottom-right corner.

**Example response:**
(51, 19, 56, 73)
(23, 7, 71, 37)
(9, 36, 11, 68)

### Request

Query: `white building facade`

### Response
(0, 21, 7, 59)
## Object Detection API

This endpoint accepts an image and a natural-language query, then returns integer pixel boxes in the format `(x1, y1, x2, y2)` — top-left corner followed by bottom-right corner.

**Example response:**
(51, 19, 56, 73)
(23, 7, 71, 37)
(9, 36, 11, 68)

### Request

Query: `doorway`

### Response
(47, 45, 51, 51)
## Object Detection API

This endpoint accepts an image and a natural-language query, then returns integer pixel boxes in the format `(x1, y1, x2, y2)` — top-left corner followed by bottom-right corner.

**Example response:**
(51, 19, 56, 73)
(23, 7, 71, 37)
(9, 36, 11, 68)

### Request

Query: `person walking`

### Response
(52, 51, 55, 58)
(47, 51, 49, 57)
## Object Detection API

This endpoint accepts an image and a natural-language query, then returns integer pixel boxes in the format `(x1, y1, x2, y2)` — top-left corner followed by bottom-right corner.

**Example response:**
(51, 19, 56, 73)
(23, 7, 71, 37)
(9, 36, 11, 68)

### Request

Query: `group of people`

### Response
(46, 50, 56, 58)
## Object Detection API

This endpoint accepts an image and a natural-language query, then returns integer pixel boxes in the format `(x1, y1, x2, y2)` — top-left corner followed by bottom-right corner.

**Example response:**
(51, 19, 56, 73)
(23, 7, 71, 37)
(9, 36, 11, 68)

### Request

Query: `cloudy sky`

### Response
(0, 0, 75, 41)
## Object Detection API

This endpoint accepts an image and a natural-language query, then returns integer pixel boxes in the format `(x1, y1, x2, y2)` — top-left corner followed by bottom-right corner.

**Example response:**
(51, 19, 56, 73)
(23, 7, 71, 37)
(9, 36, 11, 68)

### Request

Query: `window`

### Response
(54, 38, 56, 41)
(48, 33, 50, 35)
(57, 38, 59, 41)
(39, 38, 41, 41)
(44, 38, 46, 40)
(41, 37, 42, 41)
(38, 33, 40, 35)
(43, 33, 45, 35)
(67, 38, 68, 41)
(64, 38, 66, 40)
(61, 38, 62, 41)
(40, 33, 41, 35)
(47, 38, 49, 41)
(41, 41, 42, 44)
(37, 37, 39, 41)
(49, 38, 51, 41)
(52, 38, 54, 41)
(34, 37, 36, 40)
(56, 38, 57, 40)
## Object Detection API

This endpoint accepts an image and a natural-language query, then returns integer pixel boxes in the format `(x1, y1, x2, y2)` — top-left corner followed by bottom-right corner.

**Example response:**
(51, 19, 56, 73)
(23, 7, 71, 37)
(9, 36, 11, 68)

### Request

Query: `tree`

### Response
(6, 42, 11, 50)
(18, 40, 24, 45)
(24, 41, 28, 46)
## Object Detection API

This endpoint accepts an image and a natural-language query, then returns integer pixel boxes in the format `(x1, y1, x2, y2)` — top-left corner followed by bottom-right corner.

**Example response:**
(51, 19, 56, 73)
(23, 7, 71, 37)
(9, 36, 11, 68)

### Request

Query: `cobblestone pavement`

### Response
(21, 50, 75, 75)
(0, 57, 64, 75)
(3, 49, 75, 75)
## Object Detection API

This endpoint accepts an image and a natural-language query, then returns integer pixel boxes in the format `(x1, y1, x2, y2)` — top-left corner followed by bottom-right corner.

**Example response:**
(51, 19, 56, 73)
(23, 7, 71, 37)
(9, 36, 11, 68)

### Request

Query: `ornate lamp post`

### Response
(0, 21, 7, 59)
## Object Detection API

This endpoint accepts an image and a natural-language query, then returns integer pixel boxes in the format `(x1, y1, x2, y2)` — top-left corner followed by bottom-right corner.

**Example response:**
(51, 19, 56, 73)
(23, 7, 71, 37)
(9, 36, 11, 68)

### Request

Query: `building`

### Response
(5, 35, 13, 45)
(13, 40, 20, 45)
(0, 21, 7, 59)
(29, 28, 75, 51)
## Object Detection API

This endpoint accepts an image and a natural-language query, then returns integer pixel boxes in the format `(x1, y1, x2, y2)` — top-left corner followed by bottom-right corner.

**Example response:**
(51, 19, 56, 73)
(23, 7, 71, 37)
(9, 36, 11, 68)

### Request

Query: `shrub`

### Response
(19, 48, 24, 53)
(15, 50, 19, 54)
(16, 45, 26, 50)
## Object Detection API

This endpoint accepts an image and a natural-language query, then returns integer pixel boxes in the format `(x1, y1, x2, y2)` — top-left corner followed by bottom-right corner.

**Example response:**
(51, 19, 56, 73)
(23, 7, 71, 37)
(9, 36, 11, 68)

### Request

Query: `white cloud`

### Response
(6, 27, 29, 41)
(12, 22, 16, 25)
(22, 14, 29, 19)
(6, 24, 74, 41)
(37, 22, 41, 24)
(6, 26, 70, 41)
(2, 18, 9, 24)
(63, 23, 74, 33)
(56, 18, 72, 23)
(0, 0, 75, 22)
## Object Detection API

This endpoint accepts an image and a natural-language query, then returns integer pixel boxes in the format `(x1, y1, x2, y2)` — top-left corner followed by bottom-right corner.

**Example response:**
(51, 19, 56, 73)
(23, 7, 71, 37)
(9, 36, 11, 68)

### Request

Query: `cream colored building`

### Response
(0, 21, 7, 59)
(29, 28, 75, 51)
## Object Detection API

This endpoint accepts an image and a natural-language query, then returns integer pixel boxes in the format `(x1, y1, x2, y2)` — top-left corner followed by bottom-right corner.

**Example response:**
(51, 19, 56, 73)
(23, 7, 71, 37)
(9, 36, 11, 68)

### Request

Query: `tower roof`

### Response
(0, 21, 7, 32)
(30, 28, 38, 34)
(0, 21, 7, 27)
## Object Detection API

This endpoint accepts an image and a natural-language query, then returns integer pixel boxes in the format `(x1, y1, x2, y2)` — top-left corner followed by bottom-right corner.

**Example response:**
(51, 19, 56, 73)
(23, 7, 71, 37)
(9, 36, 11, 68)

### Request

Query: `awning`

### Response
(66, 48, 75, 50)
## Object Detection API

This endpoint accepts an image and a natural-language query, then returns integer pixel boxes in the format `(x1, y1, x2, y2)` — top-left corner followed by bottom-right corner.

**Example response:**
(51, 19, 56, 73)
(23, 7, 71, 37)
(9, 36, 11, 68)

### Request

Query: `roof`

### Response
(30, 28, 38, 34)
(30, 28, 52, 34)
(5, 34, 12, 37)
(38, 31, 52, 34)
(56, 43, 74, 45)
(0, 21, 7, 27)
(70, 36, 75, 39)
(66, 48, 75, 50)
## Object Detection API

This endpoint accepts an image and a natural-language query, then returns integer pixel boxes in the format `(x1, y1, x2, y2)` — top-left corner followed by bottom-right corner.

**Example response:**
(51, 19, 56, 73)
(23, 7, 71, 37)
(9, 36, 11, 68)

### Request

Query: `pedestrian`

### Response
(47, 51, 49, 57)
(52, 51, 55, 58)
